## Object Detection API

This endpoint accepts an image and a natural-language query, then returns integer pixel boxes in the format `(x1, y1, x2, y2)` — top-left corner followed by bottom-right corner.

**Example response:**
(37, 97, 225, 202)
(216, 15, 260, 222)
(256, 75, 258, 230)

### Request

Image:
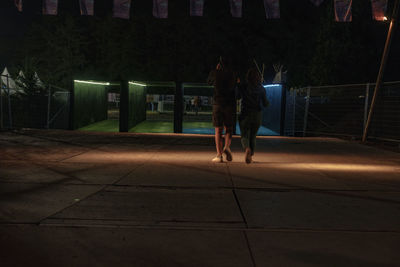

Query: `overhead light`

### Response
(263, 84, 281, 88)
(74, 80, 110, 86)
(383, 16, 388, 21)
(129, 81, 147, 87)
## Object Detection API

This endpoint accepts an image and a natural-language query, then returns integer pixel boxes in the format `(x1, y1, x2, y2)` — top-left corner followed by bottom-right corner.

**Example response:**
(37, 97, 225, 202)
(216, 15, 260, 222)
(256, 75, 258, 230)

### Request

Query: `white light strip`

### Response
(263, 84, 281, 88)
(74, 80, 110, 86)
(129, 81, 147, 87)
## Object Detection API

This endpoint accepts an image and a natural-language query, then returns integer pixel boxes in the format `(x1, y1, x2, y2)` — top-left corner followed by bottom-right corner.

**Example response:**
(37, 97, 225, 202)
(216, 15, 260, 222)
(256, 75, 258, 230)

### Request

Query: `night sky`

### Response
(0, 0, 399, 87)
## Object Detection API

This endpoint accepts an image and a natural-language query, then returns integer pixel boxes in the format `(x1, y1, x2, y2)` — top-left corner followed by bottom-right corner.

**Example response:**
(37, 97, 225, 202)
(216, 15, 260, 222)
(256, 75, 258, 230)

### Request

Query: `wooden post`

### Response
(362, 0, 399, 143)
(363, 83, 370, 131)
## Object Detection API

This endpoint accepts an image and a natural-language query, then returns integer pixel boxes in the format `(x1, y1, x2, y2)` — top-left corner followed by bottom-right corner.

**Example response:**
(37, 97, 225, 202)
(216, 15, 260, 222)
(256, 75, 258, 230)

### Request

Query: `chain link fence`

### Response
(0, 74, 70, 130)
(2, 72, 399, 142)
(285, 81, 400, 142)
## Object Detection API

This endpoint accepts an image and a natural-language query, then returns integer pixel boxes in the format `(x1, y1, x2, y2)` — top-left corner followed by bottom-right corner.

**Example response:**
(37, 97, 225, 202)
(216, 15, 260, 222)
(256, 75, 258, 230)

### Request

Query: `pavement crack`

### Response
(243, 231, 257, 267)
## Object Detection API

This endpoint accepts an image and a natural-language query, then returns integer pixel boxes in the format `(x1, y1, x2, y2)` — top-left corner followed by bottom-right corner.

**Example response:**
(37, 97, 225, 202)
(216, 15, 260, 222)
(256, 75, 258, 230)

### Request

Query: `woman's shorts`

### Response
(212, 104, 235, 128)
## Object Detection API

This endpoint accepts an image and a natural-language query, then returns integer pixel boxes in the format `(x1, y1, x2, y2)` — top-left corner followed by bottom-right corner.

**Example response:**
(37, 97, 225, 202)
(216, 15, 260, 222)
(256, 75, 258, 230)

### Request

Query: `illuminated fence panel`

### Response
(263, 84, 283, 135)
(127, 82, 147, 129)
(73, 81, 108, 130)
(127, 81, 176, 133)
(182, 83, 214, 135)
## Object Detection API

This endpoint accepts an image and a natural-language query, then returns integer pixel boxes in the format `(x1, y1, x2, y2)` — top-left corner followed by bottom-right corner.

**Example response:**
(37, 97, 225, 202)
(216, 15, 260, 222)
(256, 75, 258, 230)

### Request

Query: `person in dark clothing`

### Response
(238, 68, 269, 164)
(207, 60, 237, 162)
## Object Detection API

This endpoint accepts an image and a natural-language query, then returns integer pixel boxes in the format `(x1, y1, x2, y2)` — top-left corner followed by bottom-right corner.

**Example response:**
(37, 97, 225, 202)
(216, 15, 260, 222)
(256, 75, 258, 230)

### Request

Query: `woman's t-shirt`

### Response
(239, 84, 269, 115)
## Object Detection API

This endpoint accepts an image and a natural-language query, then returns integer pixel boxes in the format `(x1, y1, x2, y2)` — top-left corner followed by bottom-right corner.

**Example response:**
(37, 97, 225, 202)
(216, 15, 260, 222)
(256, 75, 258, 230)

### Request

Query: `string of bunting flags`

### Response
(14, 0, 388, 22)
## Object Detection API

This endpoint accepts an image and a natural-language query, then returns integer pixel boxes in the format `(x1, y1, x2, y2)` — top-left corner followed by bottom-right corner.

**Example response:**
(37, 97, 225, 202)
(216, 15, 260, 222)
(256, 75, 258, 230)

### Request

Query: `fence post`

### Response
(303, 87, 311, 137)
(119, 80, 129, 132)
(363, 83, 370, 132)
(279, 84, 287, 136)
(292, 89, 296, 136)
(362, 0, 400, 143)
(6, 75, 12, 128)
(46, 85, 52, 129)
(174, 81, 183, 133)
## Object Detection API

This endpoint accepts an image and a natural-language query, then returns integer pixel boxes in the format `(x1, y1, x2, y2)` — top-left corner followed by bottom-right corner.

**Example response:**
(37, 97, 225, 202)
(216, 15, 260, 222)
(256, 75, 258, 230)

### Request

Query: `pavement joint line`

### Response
(0, 179, 101, 199)
(0, 160, 90, 183)
(43, 218, 244, 224)
(6, 222, 397, 234)
(312, 167, 400, 188)
(1, 135, 95, 151)
(3, 158, 400, 168)
(232, 189, 248, 227)
(243, 231, 257, 267)
(226, 164, 235, 188)
(102, 141, 173, 188)
(8, 130, 109, 149)
(107, 162, 149, 187)
(2, 181, 400, 194)
(37, 184, 109, 225)
(56, 142, 166, 163)
(57, 150, 99, 163)
(226, 163, 249, 228)
(4, 130, 174, 162)
(39, 165, 87, 183)
(35, 157, 152, 223)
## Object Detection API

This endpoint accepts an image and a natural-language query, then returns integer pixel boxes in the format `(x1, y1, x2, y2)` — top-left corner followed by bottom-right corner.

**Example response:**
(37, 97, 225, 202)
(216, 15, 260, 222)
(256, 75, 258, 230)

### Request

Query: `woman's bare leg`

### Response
(224, 126, 233, 150)
(215, 127, 224, 156)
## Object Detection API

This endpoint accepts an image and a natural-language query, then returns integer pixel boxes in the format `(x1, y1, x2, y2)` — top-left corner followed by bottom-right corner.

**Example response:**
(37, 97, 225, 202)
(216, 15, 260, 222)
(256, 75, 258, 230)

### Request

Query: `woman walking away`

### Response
(238, 68, 269, 164)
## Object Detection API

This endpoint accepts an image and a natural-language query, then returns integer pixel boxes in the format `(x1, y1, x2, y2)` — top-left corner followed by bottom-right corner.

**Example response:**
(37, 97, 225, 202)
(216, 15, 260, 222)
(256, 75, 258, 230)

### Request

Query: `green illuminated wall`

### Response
(72, 82, 108, 129)
(128, 83, 147, 129)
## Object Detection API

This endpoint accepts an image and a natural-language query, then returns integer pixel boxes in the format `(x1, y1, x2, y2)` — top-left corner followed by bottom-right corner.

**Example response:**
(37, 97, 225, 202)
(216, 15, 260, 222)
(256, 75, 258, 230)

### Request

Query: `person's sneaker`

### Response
(223, 148, 233, 161)
(245, 149, 252, 164)
(212, 155, 223, 163)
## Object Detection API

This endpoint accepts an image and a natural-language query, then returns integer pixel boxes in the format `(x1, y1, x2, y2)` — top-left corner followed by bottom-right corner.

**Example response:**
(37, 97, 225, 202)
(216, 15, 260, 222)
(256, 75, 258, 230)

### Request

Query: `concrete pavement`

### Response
(0, 129, 400, 267)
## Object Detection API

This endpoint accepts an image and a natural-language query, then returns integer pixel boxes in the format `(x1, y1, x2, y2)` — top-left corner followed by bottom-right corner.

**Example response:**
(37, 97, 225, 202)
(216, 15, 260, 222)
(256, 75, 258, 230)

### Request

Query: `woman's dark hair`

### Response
(246, 68, 262, 87)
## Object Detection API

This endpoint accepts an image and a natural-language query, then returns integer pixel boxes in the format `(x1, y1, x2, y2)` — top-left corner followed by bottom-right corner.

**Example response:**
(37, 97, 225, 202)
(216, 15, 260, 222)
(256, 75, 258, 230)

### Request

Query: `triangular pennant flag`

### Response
(153, 0, 168, 18)
(263, 0, 280, 19)
(190, 0, 204, 17)
(43, 0, 58, 15)
(113, 0, 131, 19)
(79, 0, 94, 16)
(334, 0, 352, 22)
(371, 0, 387, 21)
(229, 0, 242, 18)
(310, 0, 324, 6)
(14, 0, 22, 12)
